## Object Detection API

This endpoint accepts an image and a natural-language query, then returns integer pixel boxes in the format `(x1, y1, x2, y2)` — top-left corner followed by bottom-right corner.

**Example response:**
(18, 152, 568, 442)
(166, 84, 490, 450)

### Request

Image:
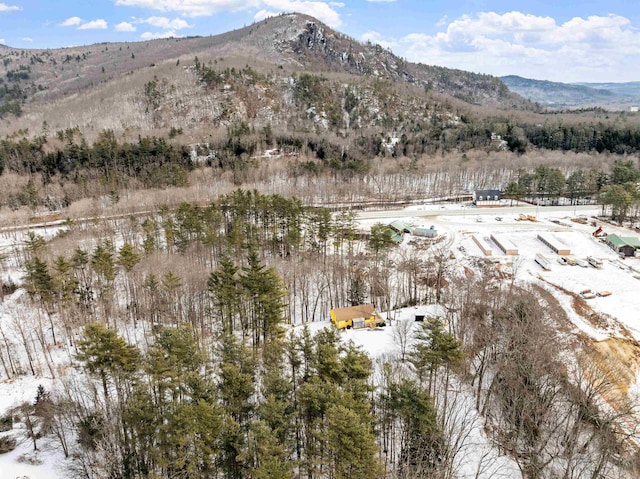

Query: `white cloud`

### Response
(115, 0, 342, 27)
(140, 16, 192, 29)
(78, 19, 108, 30)
(0, 3, 20, 12)
(60, 16, 83, 27)
(115, 21, 136, 32)
(329, 1, 344, 6)
(115, 0, 259, 17)
(141, 30, 180, 39)
(0, 38, 5, 43)
(396, 12, 640, 82)
(360, 30, 398, 50)
(20, 37, 33, 42)
(254, 9, 277, 22)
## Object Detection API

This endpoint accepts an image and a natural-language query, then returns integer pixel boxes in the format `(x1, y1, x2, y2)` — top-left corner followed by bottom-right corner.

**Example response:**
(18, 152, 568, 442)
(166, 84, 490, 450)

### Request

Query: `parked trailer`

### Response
(587, 256, 603, 269)
(537, 233, 571, 255)
(472, 234, 493, 256)
(557, 256, 576, 265)
(562, 256, 577, 266)
(535, 253, 552, 271)
(490, 233, 519, 255)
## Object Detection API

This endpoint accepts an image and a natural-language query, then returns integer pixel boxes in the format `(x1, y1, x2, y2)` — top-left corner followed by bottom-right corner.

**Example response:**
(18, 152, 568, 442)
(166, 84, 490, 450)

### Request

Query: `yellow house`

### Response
(330, 304, 385, 330)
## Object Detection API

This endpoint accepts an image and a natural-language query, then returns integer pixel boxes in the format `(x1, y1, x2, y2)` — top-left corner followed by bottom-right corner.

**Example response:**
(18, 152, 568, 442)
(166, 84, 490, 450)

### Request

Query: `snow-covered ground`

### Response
(2, 201, 640, 478)
(293, 307, 522, 479)
(360, 204, 640, 341)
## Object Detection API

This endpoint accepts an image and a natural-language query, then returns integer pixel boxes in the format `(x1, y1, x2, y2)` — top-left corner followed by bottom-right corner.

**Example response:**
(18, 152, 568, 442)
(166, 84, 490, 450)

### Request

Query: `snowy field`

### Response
(360, 203, 640, 341)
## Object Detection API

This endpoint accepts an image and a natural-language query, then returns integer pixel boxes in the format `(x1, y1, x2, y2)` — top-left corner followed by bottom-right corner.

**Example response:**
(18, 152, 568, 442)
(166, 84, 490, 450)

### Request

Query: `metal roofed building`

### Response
(473, 189, 502, 207)
(605, 234, 640, 257)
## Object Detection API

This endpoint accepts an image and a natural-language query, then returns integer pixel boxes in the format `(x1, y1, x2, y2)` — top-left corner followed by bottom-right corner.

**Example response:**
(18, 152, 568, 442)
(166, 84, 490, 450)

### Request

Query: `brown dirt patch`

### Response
(585, 337, 640, 397)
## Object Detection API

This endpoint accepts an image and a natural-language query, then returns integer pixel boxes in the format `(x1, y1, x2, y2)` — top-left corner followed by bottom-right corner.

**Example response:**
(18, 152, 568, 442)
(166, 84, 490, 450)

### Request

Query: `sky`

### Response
(0, 0, 639, 83)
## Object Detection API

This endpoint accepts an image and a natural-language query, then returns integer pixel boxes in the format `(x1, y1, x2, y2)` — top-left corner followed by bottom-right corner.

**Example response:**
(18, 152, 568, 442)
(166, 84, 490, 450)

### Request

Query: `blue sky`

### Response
(1, 0, 639, 83)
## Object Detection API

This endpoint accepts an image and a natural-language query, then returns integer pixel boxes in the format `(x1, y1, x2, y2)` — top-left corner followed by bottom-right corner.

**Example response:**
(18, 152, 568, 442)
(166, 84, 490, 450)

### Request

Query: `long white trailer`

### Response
(535, 253, 552, 271)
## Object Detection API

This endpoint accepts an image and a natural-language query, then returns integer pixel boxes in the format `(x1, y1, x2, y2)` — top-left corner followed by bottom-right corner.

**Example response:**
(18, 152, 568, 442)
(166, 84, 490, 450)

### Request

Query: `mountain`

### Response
(501, 75, 639, 110)
(0, 13, 533, 131)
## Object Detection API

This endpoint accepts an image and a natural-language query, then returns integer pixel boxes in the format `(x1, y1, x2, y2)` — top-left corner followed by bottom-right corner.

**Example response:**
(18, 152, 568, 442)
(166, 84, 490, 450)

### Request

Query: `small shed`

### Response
(414, 226, 437, 238)
(473, 189, 502, 207)
(413, 304, 446, 322)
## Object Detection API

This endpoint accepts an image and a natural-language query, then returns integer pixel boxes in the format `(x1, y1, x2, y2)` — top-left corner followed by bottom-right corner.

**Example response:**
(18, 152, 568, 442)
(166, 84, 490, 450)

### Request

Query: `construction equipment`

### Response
(330, 304, 386, 330)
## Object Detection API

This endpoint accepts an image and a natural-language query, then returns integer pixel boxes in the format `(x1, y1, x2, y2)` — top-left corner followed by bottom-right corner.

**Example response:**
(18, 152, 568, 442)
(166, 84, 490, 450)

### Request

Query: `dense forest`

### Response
(1, 127, 640, 222)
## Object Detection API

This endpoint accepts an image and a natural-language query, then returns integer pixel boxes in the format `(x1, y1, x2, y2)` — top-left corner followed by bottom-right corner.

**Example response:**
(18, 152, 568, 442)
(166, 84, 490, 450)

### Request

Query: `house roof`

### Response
(331, 304, 375, 321)
(390, 232, 404, 243)
(475, 189, 502, 197)
(607, 234, 640, 248)
(623, 236, 640, 248)
(389, 220, 413, 233)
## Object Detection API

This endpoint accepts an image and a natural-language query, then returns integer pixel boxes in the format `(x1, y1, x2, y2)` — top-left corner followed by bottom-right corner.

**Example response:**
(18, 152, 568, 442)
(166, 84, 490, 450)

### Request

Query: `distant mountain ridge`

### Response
(573, 81, 640, 98)
(501, 75, 640, 110)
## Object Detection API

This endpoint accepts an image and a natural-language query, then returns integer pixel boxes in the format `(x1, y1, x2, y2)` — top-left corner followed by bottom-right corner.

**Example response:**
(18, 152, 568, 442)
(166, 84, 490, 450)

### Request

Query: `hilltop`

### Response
(0, 13, 533, 136)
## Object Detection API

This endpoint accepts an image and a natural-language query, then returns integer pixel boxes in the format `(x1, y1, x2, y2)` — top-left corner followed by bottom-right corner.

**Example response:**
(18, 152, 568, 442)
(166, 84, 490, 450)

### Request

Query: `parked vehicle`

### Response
(587, 256, 603, 269)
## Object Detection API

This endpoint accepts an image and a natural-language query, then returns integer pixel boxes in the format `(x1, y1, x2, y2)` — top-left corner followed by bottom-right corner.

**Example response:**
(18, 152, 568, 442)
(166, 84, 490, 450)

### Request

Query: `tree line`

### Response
(0, 130, 192, 188)
(502, 159, 640, 222)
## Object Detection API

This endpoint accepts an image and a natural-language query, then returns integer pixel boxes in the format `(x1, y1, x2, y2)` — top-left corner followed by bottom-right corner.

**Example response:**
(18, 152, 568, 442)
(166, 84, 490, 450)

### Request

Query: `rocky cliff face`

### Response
(263, 14, 529, 109)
